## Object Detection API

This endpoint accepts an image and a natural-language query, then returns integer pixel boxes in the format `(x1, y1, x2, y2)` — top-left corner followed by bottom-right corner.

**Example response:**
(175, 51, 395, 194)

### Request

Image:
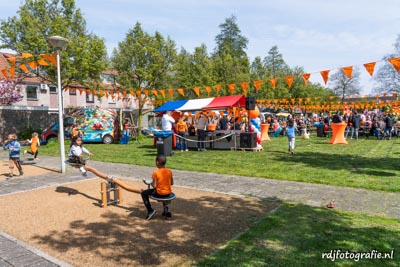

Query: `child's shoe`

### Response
(79, 166, 87, 176)
(19, 171, 24, 176)
(6, 174, 13, 179)
(23, 150, 27, 155)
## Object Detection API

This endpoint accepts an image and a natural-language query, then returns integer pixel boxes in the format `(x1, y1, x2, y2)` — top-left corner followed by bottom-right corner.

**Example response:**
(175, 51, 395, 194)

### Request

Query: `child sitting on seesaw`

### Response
(68, 136, 92, 176)
(141, 154, 174, 220)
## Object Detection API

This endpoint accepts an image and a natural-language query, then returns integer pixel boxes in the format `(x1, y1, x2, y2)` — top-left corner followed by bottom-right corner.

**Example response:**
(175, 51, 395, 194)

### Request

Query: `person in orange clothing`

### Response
(176, 117, 188, 151)
(24, 132, 40, 160)
(140, 155, 174, 220)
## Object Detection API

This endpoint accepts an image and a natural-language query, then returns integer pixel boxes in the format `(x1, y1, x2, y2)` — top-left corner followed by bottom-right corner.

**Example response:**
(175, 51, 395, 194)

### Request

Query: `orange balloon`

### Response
(248, 106, 260, 119)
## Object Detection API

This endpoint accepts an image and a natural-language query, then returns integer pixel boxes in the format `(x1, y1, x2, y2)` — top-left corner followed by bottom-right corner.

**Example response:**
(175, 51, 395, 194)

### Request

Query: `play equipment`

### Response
(143, 179, 176, 220)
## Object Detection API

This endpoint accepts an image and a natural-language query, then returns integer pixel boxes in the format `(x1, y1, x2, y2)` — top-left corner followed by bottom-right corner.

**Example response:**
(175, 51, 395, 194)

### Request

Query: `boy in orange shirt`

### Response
(24, 132, 40, 160)
(141, 155, 174, 220)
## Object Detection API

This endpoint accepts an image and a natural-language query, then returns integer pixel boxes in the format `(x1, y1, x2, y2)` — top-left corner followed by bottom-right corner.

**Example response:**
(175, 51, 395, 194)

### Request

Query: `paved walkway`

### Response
(1, 153, 400, 266)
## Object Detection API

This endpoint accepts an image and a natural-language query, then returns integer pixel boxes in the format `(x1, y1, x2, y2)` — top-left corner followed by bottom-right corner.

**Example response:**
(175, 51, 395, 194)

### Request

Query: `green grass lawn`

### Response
(39, 134, 400, 266)
(41, 134, 400, 192)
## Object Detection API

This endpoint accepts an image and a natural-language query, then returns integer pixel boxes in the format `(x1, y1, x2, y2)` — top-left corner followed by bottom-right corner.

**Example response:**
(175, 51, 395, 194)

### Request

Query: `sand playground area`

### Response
(0, 160, 279, 266)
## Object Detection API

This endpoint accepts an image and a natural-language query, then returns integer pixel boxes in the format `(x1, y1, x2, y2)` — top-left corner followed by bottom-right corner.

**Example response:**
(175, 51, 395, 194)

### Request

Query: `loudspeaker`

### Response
(246, 96, 256, 110)
(240, 132, 257, 148)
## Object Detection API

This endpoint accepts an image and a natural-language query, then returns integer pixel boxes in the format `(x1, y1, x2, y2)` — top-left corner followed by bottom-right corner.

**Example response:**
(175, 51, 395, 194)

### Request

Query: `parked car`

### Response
(41, 108, 118, 144)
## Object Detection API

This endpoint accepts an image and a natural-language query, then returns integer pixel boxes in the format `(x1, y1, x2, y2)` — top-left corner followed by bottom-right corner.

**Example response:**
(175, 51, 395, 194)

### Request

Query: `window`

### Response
(49, 85, 57, 94)
(86, 92, 95, 103)
(26, 85, 38, 99)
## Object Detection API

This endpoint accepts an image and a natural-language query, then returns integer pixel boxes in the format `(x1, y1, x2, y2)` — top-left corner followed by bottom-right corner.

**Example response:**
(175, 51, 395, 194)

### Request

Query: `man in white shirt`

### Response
(162, 111, 175, 131)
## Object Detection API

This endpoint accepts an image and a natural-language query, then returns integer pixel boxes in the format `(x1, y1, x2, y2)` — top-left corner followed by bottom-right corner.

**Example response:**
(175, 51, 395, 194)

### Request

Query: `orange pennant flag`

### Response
(159, 89, 166, 99)
(104, 90, 109, 98)
(27, 61, 37, 69)
(269, 78, 278, 89)
(136, 90, 141, 98)
(215, 84, 221, 93)
(144, 90, 149, 98)
(129, 90, 135, 96)
(388, 57, 400, 72)
(253, 80, 262, 91)
(240, 82, 248, 95)
(151, 89, 158, 97)
(7, 57, 16, 66)
(342, 66, 353, 78)
(36, 58, 49, 66)
(21, 53, 33, 58)
(42, 53, 57, 67)
(19, 64, 29, 73)
(204, 86, 211, 96)
(168, 88, 174, 98)
(123, 90, 127, 98)
(177, 88, 184, 96)
(79, 88, 84, 95)
(302, 73, 311, 86)
(86, 89, 91, 96)
(227, 84, 235, 95)
(1, 69, 9, 80)
(193, 87, 200, 97)
(363, 62, 376, 76)
(9, 67, 14, 79)
(320, 70, 330, 85)
(285, 76, 294, 88)
(99, 90, 104, 97)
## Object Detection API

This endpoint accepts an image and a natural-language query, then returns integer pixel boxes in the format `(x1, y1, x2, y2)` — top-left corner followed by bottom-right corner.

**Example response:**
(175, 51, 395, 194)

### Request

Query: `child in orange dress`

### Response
(24, 132, 40, 160)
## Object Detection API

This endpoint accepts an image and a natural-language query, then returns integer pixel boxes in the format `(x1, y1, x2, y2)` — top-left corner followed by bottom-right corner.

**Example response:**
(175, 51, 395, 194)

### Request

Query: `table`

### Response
(329, 122, 348, 144)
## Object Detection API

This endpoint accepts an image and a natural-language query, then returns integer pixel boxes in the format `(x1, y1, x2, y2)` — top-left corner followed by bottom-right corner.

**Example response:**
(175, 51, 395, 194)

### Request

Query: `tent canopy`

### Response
(153, 99, 188, 113)
(203, 95, 246, 110)
(175, 98, 214, 111)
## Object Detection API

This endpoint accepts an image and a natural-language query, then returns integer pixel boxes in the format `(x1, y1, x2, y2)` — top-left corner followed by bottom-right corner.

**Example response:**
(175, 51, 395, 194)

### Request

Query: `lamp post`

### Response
(47, 36, 68, 173)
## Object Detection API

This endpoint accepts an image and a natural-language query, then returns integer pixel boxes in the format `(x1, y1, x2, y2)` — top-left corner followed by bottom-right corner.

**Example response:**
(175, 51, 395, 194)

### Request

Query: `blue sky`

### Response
(1, 0, 399, 93)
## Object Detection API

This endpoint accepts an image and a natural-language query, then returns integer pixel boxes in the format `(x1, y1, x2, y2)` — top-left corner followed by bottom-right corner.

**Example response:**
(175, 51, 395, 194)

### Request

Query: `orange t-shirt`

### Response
(30, 136, 40, 153)
(176, 120, 188, 133)
(152, 167, 173, 195)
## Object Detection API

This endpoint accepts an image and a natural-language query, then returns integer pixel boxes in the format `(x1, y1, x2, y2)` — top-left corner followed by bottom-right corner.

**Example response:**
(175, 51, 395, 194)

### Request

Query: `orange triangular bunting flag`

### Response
(227, 84, 235, 95)
(285, 76, 294, 88)
(36, 58, 49, 66)
(19, 64, 29, 73)
(28, 61, 37, 69)
(363, 62, 376, 76)
(6, 57, 16, 66)
(177, 88, 184, 96)
(342, 66, 353, 78)
(1, 69, 9, 80)
(320, 70, 330, 85)
(21, 53, 33, 58)
(215, 85, 221, 94)
(159, 89, 166, 99)
(151, 89, 158, 97)
(43, 53, 57, 67)
(253, 80, 262, 91)
(204, 86, 211, 96)
(302, 73, 311, 86)
(388, 57, 400, 72)
(168, 88, 174, 98)
(269, 78, 278, 89)
(144, 89, 149, 98)
(136, 90, 141, 98)
(240, 82, 248, 95)
(193, 87, 200, 97)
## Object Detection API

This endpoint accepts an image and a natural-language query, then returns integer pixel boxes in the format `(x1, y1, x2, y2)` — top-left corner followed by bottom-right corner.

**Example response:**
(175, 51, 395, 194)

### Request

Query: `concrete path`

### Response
(1, 153, 399, 266)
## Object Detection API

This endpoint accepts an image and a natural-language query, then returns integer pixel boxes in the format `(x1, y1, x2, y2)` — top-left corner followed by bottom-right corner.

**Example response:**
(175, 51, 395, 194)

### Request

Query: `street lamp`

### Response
(47, 36, 68, 173)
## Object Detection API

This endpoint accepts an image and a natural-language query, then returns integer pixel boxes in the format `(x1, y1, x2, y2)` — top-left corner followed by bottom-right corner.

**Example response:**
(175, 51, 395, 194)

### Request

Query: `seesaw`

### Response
(66, 160, 176, 218)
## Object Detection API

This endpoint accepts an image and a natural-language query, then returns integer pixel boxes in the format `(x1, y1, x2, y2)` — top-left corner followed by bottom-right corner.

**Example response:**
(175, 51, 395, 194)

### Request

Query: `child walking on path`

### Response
(286, 118, 297, 155)
(3, 133, 23, 178)
(68, 136, 92, 176)
(24, 132, 40, 160)
(141, 155, 174, 220)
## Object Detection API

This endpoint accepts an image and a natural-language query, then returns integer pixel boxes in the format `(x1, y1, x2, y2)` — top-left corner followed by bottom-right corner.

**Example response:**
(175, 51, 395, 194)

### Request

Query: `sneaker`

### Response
(19, 171, 24, 176)
(34, 158, 39, 160)
(185, 149, 188, 151)
(6, 174, 13, 179)
(23, 150, 27, 155)
(79, 166, 87, 176)
(145, 210, 157, 220)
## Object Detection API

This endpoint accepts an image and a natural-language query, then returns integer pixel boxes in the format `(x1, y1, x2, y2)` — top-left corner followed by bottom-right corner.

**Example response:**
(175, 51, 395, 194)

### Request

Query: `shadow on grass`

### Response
(198, 203, 400, 267)
(33, 192, 281, 266)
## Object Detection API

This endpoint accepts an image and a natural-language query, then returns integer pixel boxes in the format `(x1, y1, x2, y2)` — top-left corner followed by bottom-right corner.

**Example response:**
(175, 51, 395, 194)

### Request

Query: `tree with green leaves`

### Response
(0, 0, 108, 89)
(329, 67, 361, 104)
(374, 34, 400, 93)
(212, 15, 250, 95)
(111, 22, 177, 126)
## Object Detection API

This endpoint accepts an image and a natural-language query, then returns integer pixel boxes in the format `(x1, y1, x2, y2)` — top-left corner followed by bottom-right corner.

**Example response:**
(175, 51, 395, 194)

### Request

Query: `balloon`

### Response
(248, 106, 260, 119)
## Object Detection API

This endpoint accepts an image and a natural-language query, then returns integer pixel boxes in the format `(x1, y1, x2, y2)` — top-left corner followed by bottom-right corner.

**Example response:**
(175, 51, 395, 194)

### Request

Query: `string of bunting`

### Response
(1, 52, 400, 105)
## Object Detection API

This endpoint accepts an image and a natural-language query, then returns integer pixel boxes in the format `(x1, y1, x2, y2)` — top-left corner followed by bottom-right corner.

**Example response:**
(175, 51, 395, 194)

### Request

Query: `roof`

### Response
(175, 98, 214, 111)
(153, 99, 188, 112)
(203, 95, 246, 110)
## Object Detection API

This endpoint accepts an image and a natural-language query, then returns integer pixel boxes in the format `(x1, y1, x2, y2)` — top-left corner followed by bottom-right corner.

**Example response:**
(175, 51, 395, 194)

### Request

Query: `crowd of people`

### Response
(264, 109, 400, 140)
